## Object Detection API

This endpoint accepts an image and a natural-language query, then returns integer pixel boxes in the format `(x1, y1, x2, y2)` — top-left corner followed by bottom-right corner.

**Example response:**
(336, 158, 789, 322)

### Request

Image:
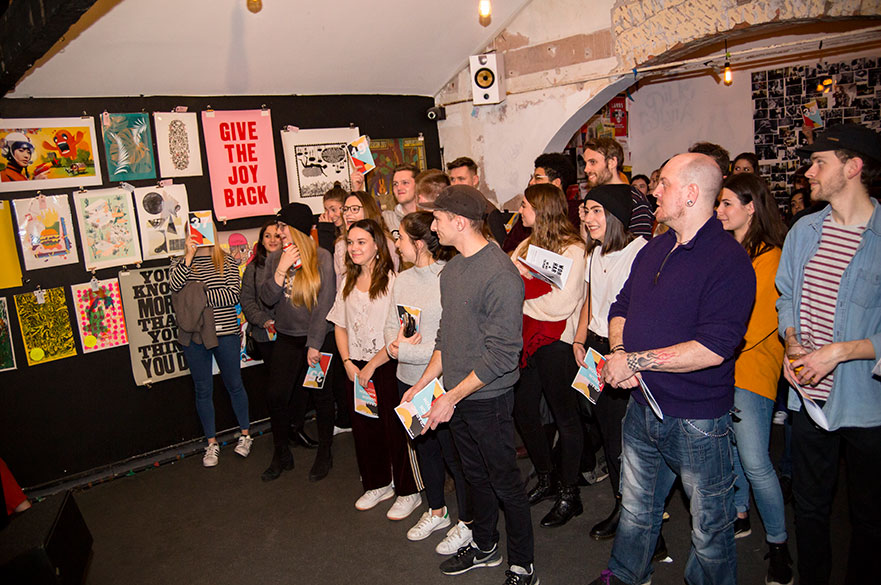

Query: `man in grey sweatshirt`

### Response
(404, 185, 537, 585)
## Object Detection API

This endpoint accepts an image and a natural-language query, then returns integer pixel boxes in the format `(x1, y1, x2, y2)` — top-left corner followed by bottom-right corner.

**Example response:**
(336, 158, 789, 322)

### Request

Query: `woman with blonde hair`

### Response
(170, 222, 251, 468)
(511, 183, 587, 528)
(260, 203, 336, 482)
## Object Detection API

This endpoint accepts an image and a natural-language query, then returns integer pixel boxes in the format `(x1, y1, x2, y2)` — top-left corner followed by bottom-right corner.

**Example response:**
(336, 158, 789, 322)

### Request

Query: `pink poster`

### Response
(201, 109, 281, 220)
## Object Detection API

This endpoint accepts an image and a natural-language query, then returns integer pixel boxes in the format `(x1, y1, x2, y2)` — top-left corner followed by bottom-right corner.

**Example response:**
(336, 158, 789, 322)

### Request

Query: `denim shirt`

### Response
(776, 199, 881, 430)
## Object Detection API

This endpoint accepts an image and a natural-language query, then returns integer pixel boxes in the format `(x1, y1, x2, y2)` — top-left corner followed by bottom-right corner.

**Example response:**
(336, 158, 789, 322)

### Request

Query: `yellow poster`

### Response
(0, 200, 23, 289)
(14, 287, 77, 366)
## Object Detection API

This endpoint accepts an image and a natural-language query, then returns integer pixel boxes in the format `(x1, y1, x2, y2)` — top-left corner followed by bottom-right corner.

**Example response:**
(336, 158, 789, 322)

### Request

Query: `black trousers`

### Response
(587, 331, 629, 495)
(514, 340, 583, 486)
(451, 391, 534, 567)
(792, 406, 881, 585)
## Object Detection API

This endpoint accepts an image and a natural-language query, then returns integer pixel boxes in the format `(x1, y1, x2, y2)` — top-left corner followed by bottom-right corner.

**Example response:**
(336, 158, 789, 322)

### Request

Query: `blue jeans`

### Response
(181, 334, 250, 439)
(731, 387, 787, 543)
(610, 400, 736, 585)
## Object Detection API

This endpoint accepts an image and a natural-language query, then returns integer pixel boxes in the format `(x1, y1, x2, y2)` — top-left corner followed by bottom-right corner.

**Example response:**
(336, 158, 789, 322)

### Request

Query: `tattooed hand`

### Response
(602, 351, 639, 389)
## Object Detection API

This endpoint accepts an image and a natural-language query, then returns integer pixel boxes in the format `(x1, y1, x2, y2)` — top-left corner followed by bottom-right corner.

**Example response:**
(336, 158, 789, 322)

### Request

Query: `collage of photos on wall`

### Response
(751, 56, 881, 204)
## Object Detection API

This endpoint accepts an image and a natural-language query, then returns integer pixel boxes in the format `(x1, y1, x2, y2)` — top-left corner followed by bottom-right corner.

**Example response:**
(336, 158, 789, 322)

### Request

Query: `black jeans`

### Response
(450, 391, 534, 567)
(397, 379, 472, 521)
(514, 340, 583, 486)
(588, 331, 629, 495)
(792, 406, 881, 584)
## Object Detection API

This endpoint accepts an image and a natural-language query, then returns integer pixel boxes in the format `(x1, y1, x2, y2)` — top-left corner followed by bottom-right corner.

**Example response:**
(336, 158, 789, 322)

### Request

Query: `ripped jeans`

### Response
(609, 400, 737, 585)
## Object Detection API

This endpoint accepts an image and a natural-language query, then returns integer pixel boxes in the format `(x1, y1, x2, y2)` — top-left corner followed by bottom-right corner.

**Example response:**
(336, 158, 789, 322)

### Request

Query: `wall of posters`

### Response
(0, 201, 23, 289)
(367, 137, 427, 212)
(70, 278, 128, 353)
(13, 287, 77, 366)
(133, 184, 189, 261)
(0, 297, 15, 372)
(101, 112, 156, 182)
(280, 126, 359, 214)
(153, 111, 202, 178)
(202, 109, 281, 220)
(0, 116, 103, 193)
(118, 266, 189, 385)
(12, 194, 80, 271)
(73, 187, 142, 271)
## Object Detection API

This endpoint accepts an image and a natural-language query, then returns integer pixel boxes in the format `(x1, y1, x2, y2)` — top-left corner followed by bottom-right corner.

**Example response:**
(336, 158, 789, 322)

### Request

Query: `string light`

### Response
(479, 0, 492, 27)
(247, 0, 262, 14)
(722, 39, 733, 86)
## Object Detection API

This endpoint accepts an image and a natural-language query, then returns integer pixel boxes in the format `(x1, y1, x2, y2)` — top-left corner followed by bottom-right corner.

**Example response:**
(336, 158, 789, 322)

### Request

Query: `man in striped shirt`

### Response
(776, 123, 881, 585)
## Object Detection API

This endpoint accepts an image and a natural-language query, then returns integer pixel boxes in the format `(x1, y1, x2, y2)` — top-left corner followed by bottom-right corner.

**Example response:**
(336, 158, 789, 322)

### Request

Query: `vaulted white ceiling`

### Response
(8, 0, 531, 98)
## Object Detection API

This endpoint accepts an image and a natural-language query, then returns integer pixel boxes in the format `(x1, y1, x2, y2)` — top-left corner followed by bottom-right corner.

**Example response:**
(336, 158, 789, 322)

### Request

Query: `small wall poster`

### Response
(218, 226, 261, 267)
(153, 111, 202, 178)
(281, 126, 359, 214)
(118, 266, 189, 385)
(14, 287, 77, 366)
(73, 187, 142, 271)
(101, 113, 156, 182)
(70, 278, 128, 353)
(0, 116, 103, 193)
(367, 138, 426, 212)
(0, 201, 23, 288)
(13, 194, 80, 271)
(134, 184, 189, 260)
(0, 298, 16, 372)
(188, 210, 216, 247)
(202, 109, 280, 220)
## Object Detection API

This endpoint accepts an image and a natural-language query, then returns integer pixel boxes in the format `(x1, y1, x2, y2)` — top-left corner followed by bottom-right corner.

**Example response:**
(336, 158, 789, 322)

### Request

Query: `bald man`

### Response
(588, 154, 756, 585)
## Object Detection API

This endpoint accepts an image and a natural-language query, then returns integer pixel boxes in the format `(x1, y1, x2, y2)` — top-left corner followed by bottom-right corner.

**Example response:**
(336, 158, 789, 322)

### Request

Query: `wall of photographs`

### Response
(751, 56, 880, 202)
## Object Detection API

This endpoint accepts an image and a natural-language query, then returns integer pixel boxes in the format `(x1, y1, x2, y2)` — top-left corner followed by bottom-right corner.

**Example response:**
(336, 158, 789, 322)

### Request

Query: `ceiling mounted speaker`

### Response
(469, 53, 506, 106)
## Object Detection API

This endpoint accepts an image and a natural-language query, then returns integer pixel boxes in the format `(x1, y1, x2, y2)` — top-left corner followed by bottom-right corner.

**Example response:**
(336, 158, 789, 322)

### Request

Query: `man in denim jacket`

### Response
(776, 123, 881, 585)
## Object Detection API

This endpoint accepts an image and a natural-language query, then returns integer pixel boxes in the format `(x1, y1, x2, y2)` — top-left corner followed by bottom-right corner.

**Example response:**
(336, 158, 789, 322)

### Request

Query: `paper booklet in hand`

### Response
(792, 380, 830, 430)
(395, 378, 445, 439)
(396, 305, 421, 338)
(303, 352, 332, 389)
(638, 376, 664, 420)
(354, 378, 379, 418)
(571, 347, 606, 404)
(188, 210, 216, 247)
(517, 244, 573, 289)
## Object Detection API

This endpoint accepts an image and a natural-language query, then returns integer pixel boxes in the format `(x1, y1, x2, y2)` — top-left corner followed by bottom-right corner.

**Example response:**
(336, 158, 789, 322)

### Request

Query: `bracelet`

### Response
(572, 341, 584, 347)
(610, 344, 625, 353)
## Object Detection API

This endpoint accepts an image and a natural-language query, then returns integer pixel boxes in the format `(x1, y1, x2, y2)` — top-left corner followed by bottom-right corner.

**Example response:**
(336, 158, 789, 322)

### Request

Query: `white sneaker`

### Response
(333, 425, 352, 436)
(234, 435, 253, 457)
(407, 508, 451, 541)
(355, 483, 395, 511)
(435, 520, 473, 555)
(772, 411, 787, 425)
(387, 493, 422, 521)
(203, 443, 220, 467)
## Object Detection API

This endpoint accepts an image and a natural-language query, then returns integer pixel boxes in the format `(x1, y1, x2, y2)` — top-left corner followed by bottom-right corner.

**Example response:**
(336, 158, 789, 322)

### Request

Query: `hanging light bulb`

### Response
(479, 0, 492, 27)
(247, 0, 263, 14)
(723, 61, 733, 86)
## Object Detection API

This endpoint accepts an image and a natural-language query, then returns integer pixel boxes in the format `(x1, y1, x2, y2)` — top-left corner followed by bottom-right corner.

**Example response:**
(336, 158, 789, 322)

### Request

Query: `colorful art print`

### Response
(571, 347, 606, 405)
(366, 138, 426, 212)
(347, 135, 376, 175)
(14, 287, 76, 366)
(73, 187, 142, 271)
(118, 267, 189, 385)
(218, 226, 261, 267)
(394, 378, 445, 439)
(396, 304, 421, 337)
(211, 303, 262, 374)
(0, 116, 103, 193)
(0, 297, 15, 372)
(134, 184, 190, 260)
(281, 127, 359, 214)
(153, 112, 203, 178)
(354, 378, 379, 418)
(13, 194, 80, 270)
(303, 353, 332, 389)
(188, 210, 216, 247)
(0, 201, 23, 289)
(202, 109, 281, 220)
(101, 113, 156, 182)
(70, 278, 128, 353)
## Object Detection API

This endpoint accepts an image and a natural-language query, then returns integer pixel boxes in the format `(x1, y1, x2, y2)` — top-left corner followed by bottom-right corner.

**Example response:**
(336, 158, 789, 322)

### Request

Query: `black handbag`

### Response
(244, 324, 263, 361)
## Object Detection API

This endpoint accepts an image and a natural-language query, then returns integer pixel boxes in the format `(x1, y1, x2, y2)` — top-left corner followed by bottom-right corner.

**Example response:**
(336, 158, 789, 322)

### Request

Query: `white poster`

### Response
(13, 194, 80, 270)
(281, 127, 359, 214)
(73, 187, 142, 271)
(153, 112, 203, 178)
(134, 184, 190, 261)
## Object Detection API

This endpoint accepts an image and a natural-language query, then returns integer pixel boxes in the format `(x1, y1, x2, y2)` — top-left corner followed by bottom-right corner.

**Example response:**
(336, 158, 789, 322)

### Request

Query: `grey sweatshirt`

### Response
(436, 243, 524, 399)
(383, 261, 445, 385)
(240, 259, 275, 343)
(260, 248, 335, 350)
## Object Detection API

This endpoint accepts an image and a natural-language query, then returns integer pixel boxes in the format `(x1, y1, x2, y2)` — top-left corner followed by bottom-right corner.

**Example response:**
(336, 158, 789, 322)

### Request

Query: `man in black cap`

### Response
(776, 123, 881, 584)
(403, 185, 537, 585)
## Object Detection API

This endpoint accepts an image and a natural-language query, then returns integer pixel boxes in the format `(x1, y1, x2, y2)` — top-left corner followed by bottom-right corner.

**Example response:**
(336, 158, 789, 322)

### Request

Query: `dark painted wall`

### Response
(0, 94, 441, 488)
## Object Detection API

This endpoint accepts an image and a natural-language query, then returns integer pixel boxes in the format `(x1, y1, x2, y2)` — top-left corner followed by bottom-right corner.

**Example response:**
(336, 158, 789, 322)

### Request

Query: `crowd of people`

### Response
(161, 123, 879, 585)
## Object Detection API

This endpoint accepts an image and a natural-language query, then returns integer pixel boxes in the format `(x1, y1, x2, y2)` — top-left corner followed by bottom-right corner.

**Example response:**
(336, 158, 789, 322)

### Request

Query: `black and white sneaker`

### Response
(505, 564, 540, 584)
(439, 542, 502, 575)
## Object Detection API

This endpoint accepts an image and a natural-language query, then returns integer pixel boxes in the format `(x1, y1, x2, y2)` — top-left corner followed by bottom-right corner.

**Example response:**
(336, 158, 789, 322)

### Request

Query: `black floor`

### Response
(33, 422, 850, 584)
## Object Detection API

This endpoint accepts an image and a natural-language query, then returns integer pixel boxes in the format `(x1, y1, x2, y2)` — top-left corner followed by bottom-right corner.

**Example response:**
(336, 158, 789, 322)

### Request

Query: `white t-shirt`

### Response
(585, 237, 646, 338)
(327, 271, 396, 362)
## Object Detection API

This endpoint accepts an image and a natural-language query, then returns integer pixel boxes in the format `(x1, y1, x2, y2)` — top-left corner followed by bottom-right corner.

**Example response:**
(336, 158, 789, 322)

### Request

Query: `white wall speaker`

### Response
(469, 53, 506, 105)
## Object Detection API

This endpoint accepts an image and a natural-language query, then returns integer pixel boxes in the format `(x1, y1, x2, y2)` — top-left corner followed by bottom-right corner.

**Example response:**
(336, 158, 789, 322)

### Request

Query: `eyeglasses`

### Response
(342, 205, 362, 214)
(530, 174, 549, 182)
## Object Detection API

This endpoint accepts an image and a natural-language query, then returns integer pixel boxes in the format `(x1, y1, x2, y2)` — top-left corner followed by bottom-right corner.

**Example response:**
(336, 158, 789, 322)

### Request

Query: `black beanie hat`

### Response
(585, 184, 634, 229)
(276, 202, 314, 236)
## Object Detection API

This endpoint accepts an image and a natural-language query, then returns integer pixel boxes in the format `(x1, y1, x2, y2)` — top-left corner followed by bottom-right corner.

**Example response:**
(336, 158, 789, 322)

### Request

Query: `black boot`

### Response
(261, 446, 294, 482)
(765, 541, 793, 585)
(308, 447, 333, 482)
(527, 472, 558, 505)
(540, 484, 583, 527)
(290, 427, 319, 449)
(652, 532, 668, 562)
(590, 494, 621, 540)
